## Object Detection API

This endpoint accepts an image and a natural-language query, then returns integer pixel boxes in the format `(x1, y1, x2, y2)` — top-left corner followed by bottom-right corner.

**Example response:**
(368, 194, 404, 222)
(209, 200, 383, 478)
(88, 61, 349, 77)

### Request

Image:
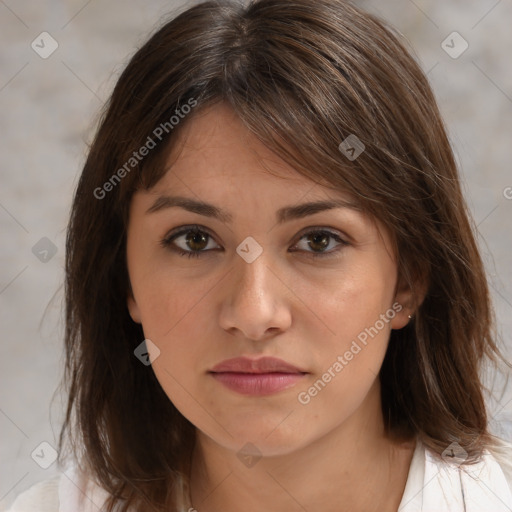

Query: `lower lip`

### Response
(210, 372, 306, 396)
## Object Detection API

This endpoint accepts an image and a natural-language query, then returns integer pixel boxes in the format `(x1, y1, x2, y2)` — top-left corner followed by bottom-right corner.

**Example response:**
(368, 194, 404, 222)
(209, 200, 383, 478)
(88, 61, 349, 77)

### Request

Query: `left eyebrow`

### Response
(145, 195, 362, 224)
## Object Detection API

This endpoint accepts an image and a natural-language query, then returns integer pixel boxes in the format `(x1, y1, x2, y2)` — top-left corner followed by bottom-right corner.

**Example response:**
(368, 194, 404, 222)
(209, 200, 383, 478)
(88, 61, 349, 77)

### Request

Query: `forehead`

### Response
(149, 102, 355, 205)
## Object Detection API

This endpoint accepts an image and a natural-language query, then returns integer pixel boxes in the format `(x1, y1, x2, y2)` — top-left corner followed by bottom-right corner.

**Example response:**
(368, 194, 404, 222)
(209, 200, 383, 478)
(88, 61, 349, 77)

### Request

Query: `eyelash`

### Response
(160, 224, 349, 259)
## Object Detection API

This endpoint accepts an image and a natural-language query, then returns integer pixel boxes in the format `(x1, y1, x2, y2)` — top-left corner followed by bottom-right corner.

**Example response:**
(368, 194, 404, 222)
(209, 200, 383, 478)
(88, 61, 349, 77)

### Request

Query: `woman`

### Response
(6, 0, 512, 511)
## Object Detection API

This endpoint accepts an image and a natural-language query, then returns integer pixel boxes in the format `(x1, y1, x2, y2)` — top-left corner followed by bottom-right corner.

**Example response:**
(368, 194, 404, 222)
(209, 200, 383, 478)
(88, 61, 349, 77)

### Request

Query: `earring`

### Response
(408, 314, 412, 319)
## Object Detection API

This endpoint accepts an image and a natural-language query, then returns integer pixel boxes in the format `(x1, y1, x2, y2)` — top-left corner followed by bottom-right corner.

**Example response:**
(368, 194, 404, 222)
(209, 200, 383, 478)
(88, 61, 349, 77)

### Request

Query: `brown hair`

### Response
(57, 0, 511, 510)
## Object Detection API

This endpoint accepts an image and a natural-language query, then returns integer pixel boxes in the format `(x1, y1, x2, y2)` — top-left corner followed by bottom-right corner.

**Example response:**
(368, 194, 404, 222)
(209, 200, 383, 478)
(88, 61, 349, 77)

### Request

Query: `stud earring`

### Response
(408, 314, 412, 319)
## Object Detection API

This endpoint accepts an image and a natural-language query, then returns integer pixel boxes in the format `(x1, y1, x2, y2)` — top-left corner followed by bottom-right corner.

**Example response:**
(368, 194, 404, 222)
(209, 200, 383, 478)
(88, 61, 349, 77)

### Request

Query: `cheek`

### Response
(293, 303, 392, 438)
(132, 263, 218, 338)
(134, 272, 215, 369)
(293, 259, 395, 349)
(290, 261, 395, 411)
(147, 306, 223, 441)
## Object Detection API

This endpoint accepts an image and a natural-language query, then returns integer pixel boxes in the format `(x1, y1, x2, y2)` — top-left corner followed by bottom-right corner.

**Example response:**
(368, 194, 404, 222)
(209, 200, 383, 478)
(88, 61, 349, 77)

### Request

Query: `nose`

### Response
(218, 252, 292, 342)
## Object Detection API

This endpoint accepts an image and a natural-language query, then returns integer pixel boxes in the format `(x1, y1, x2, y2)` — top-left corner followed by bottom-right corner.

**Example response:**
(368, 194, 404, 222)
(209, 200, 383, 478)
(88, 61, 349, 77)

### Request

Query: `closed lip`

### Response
(209, 356, 307, 374)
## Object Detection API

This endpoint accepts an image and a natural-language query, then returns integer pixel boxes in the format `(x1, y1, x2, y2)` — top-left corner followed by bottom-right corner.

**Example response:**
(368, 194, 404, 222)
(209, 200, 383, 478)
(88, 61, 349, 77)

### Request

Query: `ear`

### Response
(127, 292, 142, 324)
(390, 271, 428, 330)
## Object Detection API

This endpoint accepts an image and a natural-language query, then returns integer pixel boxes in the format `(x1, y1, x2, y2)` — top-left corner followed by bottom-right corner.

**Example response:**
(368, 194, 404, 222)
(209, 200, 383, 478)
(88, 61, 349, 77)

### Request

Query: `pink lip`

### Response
(209, 357, 307, 396)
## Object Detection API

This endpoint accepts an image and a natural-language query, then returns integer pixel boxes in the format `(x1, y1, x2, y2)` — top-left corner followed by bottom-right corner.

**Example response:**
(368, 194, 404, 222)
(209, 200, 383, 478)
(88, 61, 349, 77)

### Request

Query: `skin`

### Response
(126, 102, 421, 512)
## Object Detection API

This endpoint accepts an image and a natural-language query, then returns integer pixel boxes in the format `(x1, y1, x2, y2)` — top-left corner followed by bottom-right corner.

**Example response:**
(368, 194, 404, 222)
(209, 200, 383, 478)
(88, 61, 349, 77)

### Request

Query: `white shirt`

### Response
(3, 438, 512, 512)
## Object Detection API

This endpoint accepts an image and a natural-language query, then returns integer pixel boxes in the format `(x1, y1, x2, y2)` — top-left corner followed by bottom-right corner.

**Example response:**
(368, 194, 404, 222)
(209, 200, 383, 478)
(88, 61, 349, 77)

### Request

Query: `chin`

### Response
(203, 416, 316, 458)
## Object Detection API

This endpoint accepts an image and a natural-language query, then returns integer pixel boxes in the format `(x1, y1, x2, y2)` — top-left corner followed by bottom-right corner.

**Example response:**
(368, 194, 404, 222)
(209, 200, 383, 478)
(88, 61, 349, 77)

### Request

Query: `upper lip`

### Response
(210, 356, 306, 374)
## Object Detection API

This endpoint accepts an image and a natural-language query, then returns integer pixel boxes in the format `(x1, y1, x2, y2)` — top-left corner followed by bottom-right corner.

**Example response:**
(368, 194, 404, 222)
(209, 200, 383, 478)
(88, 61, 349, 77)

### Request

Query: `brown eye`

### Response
(160, 225, 220, 259)
(291, 229, 349, 258)
(184, 230, 209, 251)
(306, 232, 330, 252)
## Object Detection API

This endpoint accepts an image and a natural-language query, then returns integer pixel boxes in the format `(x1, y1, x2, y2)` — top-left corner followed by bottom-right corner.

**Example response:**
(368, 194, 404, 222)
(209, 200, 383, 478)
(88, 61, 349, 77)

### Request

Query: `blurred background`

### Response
(1, 0, 511, 508)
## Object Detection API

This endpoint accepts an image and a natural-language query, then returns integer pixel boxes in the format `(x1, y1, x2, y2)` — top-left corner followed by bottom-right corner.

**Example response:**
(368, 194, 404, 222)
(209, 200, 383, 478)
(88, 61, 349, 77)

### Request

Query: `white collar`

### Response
(398, 439, 512, 511)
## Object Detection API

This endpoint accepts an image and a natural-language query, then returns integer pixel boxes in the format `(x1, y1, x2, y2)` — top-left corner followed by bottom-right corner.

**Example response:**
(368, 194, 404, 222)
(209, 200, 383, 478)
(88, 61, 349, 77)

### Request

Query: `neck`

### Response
(189, 379, 415, 512)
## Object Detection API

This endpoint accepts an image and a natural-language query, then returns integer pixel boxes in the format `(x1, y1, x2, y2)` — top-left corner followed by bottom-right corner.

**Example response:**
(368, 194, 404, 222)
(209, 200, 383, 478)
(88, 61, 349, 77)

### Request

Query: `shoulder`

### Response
(427, 437, 512, 511)
(487, 436, 512, 489)
(2, 464, 112, 512)
(2, 475, 60, 512)
(400, 437, 512, 511)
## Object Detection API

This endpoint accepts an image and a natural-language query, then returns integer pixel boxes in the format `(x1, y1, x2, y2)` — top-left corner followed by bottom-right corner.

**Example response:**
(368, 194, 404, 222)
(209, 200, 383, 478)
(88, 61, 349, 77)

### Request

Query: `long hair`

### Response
(57, 0, 511, 510)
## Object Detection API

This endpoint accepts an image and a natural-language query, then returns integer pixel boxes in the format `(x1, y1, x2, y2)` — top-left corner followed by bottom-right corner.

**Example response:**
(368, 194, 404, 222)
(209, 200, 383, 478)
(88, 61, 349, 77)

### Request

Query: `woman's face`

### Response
(126, 102, 413, 456)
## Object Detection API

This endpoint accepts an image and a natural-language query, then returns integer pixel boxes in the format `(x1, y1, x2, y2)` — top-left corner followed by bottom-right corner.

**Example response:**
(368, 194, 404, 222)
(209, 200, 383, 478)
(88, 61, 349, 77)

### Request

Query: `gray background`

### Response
(1, 0, 511, 509)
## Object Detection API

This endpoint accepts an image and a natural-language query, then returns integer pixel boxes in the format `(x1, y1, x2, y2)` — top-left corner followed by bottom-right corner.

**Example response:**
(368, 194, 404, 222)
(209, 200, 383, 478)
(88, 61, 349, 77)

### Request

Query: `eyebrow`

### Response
(145, 195, 362, 224)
